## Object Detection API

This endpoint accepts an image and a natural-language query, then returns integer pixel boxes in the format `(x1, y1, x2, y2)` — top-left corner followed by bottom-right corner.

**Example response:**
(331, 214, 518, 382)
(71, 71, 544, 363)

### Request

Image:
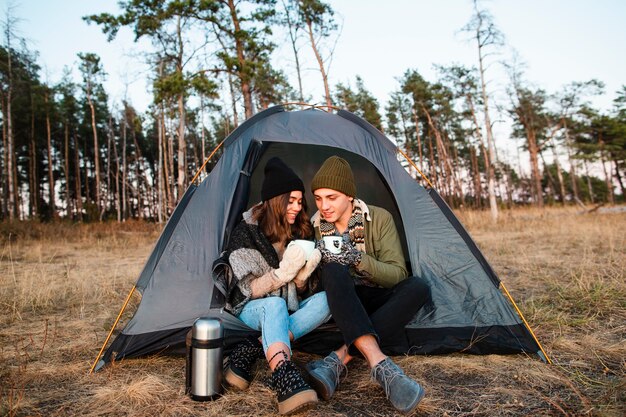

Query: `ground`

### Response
(0, 207, 624, 416)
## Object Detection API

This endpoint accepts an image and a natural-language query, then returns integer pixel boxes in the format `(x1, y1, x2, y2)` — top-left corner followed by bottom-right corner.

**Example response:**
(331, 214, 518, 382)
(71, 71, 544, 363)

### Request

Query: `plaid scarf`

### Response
(318, 200, 366, 253)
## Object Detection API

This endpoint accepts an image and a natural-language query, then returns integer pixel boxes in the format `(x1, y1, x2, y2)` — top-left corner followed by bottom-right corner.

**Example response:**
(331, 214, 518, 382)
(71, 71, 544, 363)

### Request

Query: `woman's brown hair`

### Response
(253, 192, 313, 244)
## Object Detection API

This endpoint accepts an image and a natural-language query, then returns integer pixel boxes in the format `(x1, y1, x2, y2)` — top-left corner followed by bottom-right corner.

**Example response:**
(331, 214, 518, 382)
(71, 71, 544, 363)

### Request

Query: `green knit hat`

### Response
(311, 156, 356, 197)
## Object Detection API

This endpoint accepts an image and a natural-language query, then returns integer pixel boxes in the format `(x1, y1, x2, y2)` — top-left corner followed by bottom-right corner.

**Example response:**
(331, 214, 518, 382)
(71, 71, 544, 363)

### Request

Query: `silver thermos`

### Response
(186, 317, 223, 401)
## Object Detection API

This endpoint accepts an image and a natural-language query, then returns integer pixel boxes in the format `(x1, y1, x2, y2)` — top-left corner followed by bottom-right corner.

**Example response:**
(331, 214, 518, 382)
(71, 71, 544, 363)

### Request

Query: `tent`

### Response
(91, 105, 549, 372)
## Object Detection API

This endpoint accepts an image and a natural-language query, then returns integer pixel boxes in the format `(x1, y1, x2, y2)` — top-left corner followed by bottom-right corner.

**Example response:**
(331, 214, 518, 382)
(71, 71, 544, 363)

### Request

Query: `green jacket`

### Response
(313, 203, 408, 288)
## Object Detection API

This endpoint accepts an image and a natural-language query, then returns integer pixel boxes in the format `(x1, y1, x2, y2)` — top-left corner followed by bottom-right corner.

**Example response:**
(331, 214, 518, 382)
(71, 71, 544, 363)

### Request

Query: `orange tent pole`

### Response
(500, 282, 552, 364)
(190, 138, 227, 185)
(89, 285, 136, 374)
(396, 147, 434, 188)
(398, 147, 550, 363)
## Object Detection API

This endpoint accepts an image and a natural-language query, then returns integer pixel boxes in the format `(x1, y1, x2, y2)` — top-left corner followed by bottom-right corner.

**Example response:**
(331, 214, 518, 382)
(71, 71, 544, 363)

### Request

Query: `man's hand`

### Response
(318, 236, 362, 266)
(273, 244, 306, 283)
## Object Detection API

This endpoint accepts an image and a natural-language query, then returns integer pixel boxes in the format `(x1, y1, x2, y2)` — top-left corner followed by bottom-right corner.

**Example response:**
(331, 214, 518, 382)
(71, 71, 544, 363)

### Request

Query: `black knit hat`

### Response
(310, 156, 356, 197)
(261, 157, 305, 201)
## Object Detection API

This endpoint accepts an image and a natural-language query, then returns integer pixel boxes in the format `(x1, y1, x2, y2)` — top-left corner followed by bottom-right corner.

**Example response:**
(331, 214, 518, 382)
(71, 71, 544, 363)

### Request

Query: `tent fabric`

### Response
(97, 106, 540, 370)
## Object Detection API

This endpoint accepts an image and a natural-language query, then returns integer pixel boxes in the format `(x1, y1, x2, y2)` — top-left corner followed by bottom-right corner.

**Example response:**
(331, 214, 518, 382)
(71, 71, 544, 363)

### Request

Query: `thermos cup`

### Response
(186, 317, 223, 401)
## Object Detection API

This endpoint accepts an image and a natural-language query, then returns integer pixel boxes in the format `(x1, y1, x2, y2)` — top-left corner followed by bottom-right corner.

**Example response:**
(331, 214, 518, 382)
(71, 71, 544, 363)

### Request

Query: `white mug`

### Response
(322, 236, 343, 254)
(288, 239, 316, 260)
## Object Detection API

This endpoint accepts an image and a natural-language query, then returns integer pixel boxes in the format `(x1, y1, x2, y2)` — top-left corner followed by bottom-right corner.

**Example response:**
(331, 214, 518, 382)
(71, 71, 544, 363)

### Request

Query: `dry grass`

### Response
(1, 207, 624, 416)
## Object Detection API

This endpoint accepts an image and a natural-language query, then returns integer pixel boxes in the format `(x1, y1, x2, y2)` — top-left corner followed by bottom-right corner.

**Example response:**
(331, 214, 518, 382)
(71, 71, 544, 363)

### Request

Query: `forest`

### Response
(1, 0, 625, 223)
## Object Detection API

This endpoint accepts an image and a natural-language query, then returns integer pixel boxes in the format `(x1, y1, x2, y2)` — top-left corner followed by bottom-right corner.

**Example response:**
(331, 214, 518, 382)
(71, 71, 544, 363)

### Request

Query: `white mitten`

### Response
(293, 249, 322, 288)
(272, 244, 306, 283)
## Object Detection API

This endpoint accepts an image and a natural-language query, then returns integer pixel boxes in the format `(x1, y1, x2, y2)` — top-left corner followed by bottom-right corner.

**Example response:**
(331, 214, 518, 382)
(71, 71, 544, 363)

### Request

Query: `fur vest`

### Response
(225, 207, 300, 315)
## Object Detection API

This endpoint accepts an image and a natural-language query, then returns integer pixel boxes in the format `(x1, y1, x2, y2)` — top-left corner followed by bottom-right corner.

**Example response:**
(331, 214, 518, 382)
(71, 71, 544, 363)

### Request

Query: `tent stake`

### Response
(89, 285, 136, 374)
(500, 282, 552, 364)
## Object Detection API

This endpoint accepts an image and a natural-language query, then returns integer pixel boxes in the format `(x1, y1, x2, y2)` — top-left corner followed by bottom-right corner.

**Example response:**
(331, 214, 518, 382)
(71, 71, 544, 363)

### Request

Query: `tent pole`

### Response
(192, 102, 339, 185)
(190, 138, 226, 185)
(89, 285, 137, 374)
(279, 101, 341, 112)
(500, 282, 552, 364)
(397, 148, 435, 189)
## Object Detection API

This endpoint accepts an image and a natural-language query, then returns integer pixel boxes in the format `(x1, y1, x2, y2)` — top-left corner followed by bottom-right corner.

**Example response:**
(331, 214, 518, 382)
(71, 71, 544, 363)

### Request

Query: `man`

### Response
(306, 156, 431, 414)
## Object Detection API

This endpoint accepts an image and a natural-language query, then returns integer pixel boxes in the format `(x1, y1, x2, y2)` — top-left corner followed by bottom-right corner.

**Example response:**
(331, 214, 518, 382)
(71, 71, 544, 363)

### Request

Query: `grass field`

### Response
(1, 207, 624, 416)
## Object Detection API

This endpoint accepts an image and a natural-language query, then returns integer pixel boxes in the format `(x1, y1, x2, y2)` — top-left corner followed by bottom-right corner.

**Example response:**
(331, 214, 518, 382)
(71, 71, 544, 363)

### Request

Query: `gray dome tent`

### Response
(92, 106, 548, 372)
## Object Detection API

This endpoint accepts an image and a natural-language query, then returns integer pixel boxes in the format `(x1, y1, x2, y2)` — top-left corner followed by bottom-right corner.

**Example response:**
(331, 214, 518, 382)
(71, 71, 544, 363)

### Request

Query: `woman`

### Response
(223, 157, 329, 415)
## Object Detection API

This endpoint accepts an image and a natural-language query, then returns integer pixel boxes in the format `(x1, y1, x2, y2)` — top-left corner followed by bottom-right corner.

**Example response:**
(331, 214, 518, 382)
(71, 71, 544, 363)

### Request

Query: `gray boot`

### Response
(305, 352, 347, 400)
(371, 357, 425, 414)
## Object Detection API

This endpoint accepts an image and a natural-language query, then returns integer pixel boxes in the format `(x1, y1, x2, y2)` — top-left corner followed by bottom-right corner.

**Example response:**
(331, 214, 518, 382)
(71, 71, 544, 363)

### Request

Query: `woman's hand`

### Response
(272, 244, 306, 283)
(293, 249, 322, 289)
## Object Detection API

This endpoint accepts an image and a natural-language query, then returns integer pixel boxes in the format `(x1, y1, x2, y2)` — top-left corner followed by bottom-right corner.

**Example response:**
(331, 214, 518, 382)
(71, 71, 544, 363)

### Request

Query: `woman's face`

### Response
(286, 191, 304, 224)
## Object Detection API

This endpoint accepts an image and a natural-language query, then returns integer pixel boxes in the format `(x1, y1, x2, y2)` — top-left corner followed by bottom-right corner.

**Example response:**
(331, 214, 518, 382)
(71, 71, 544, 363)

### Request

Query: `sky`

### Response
(5, 0, 626, 167)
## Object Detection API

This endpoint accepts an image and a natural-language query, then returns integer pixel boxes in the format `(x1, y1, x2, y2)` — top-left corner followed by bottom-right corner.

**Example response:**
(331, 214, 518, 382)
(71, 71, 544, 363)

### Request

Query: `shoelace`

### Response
(270, 361, 308, 395)
(321, 355, 348, 386)
(230, 339, 263, 369)
(371, 360, 402, 398)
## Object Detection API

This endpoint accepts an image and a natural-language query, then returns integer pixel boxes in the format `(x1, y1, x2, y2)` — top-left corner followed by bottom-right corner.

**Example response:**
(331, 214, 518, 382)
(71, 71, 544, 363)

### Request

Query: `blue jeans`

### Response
(237, 291, 331, 354)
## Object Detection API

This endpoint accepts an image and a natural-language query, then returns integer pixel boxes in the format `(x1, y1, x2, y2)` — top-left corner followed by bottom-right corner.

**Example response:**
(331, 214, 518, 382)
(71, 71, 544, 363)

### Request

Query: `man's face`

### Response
(313, 188, 353, 226)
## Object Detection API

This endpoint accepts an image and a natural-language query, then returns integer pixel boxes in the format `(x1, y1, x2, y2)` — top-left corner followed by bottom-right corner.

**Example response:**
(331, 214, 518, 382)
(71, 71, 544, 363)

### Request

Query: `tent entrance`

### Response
(223, 141, 410, 267)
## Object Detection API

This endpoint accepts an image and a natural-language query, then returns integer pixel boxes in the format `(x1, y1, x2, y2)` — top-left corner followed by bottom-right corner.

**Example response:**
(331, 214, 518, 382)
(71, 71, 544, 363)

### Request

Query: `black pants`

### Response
(321, 262, 431, 356)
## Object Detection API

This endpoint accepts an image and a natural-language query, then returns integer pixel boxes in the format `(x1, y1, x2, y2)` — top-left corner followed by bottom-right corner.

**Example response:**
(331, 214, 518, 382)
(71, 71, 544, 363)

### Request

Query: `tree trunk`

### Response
(562, 119, 579, 201)
(12, 143, 19, 219)
(157, 107, 164, 223)
(29, 93, 38, 218)
(227, 73, 239, 128)
(86, 88, 101, 217)
(45, 92, 57, 219)
(227, 0, 254, 118)
(539, 152, 556, 204)
(422, 106, 462, 203)
(282, 0, 304, 102)
(175, 15, 187, 201)
(527, 129, 544, 207)
(452, 145, 465, 206)
(614, 160, 626, 197)
(177, 93, 186, 202)
(200, 96, 206, 170)
(584, 160, 594, 203)
(112, 119, 120, 222)
(427, 133, 438, 189)
(103, 115, 113, 220)
(475, 30, 498, 221)
(83, 137, 91, 208)
(504, 167, 514, 209)
(411, 107, 423, 168)
(545, 122, 567, 204)
(161, 109, 171, 215)
(122, 107, 128, 221)
(167, 114, 176, 212)
(132, 127, 146, 220)
(1, 95, 7, 218)
(598, 133, 615, 204)
(552, 145, 566, 204)
(470, 145, 481, 208)
(73, 133, 83, 221)
(304, 16, 332, 108)
(64, 121, 72, 218)
(0, 95, 5, 218)
(6, 40, 15, 220)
